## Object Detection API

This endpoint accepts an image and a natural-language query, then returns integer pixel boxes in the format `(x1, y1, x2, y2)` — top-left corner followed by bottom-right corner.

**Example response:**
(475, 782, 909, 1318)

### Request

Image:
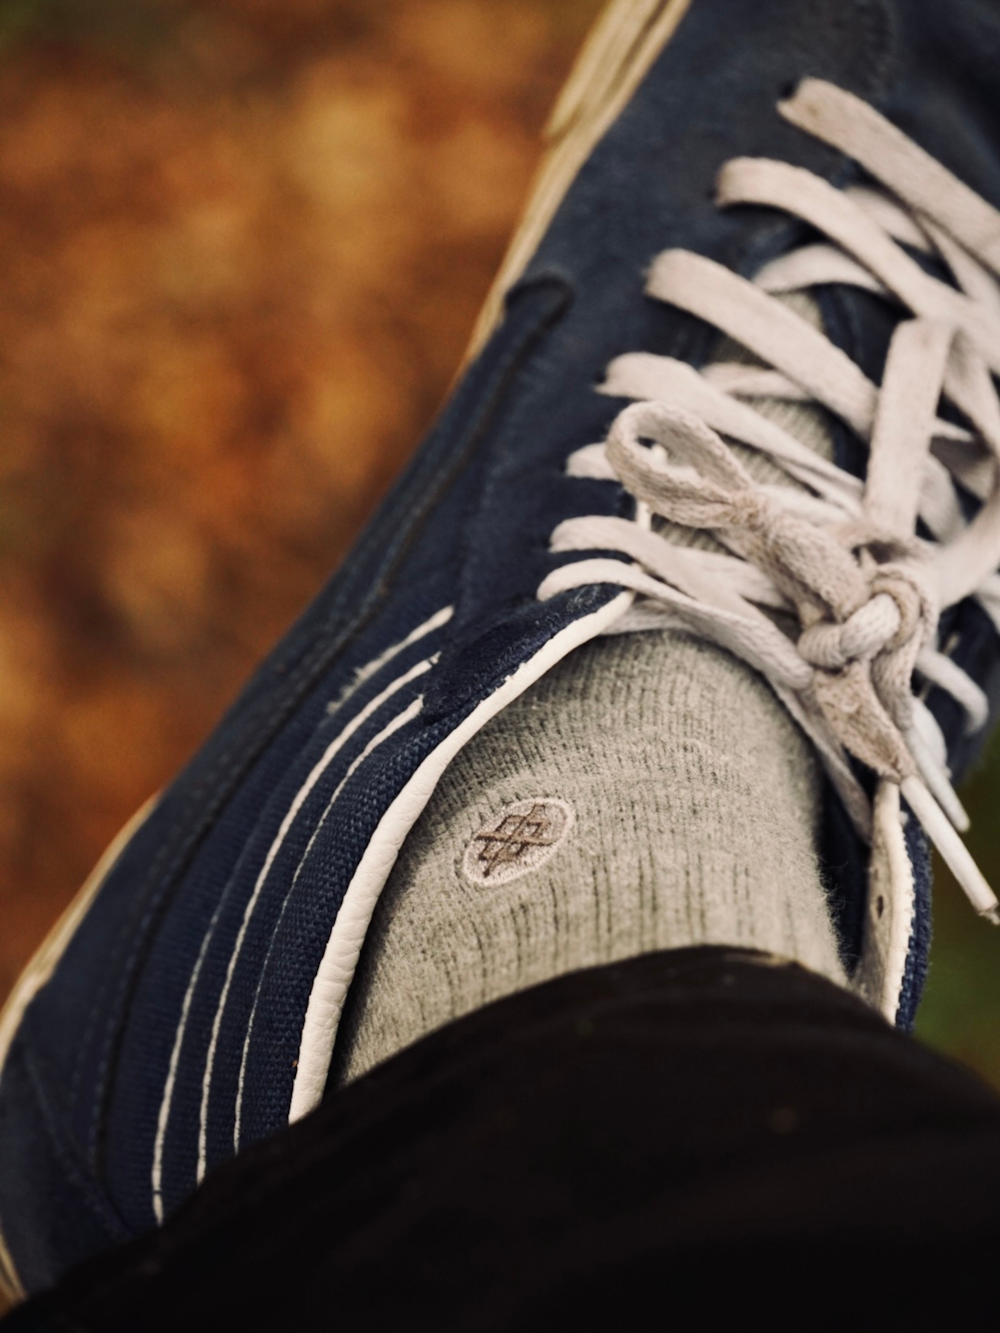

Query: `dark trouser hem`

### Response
(7, 946, 1000, 1329)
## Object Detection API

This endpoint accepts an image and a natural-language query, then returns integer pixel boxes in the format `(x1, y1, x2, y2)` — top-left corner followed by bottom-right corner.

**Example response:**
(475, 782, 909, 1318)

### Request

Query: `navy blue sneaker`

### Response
(5, 0, 1000, 1299)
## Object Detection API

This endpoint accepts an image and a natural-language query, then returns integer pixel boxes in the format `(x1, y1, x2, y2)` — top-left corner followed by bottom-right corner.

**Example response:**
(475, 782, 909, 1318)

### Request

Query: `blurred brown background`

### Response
(0, 0, 600, 996)
(1, 0, 999, 1224)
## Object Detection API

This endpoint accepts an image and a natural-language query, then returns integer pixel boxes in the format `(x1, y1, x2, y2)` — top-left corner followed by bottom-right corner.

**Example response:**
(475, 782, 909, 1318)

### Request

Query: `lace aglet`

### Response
(900, 776, 999, 920)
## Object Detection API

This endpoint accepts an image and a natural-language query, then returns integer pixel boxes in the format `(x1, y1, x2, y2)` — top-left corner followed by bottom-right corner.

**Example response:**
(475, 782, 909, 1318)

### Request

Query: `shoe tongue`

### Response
(710, 290, 835, 478)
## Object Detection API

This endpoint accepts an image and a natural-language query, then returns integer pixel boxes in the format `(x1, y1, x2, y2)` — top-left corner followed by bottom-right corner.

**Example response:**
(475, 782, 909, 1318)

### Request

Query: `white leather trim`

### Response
(851, 778, 915, 1023)
(288, 590, 633, 1120)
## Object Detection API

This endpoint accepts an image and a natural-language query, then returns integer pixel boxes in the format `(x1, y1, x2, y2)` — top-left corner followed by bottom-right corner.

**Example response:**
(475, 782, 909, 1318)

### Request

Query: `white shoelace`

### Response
(538, 78, 1000, 922)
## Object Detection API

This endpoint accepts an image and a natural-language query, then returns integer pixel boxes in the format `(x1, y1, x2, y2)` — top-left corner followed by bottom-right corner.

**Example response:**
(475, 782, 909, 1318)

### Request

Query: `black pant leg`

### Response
(8, 945, 1000, 1330)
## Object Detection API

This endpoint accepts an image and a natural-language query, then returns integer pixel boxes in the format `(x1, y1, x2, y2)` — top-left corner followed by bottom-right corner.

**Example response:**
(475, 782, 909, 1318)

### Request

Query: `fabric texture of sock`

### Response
(336, 299, 847, 1085)
(336, 629, 845, 1084)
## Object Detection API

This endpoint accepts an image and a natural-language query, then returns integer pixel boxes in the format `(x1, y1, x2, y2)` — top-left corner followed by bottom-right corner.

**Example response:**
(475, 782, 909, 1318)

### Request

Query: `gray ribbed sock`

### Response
(337, 630, 845, 1084)
(336, 297, 847, 1085)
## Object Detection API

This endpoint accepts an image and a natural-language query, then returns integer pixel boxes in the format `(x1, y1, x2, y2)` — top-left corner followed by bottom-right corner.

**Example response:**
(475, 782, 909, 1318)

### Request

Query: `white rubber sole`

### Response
(0, 0, 692, 1302)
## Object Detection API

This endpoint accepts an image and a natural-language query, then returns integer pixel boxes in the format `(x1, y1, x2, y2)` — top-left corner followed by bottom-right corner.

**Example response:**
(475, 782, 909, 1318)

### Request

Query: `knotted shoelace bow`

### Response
(539, 78, 1000, 922)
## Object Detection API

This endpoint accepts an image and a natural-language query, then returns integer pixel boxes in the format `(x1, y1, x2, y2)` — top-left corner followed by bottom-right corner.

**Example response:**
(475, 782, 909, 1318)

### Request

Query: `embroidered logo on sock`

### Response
(464, 798, 574, 886)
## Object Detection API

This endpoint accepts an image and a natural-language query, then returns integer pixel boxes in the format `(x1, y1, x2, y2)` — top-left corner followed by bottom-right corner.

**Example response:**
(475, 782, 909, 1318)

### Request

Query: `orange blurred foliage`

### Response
(0, 0, 601, 1000)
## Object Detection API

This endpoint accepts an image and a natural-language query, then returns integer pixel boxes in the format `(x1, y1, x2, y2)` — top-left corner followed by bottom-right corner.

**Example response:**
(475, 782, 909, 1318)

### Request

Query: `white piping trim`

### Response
(153, 625, 445, 1207)
(188, 659, 436, 1184)
(327, 606, 453, 722)
(152, 919, 216, 1222)
(288, 590, 633, 1121)
(231, 692, 427, 1155)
